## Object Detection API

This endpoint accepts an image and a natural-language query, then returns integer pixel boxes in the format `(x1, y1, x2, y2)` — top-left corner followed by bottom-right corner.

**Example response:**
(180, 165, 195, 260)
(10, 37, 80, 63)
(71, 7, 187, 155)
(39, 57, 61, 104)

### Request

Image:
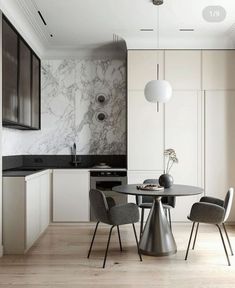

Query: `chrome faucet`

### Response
(72, 142, 81, 167)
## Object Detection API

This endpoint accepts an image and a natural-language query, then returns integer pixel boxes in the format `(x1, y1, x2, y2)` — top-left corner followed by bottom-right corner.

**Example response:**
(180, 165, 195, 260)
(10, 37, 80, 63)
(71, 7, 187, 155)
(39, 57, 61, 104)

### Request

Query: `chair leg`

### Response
(103, 225, 114, 268)
(132, 223, 142, 262)
(140, 208, 145, 239)
(192, 223, 199, 250)
(222, 223, 234, 256)
(216, 224, 231, 266)
(87, 221, 99, 258)
(185, 222, 195, 260)
(117, 225, 123, 252)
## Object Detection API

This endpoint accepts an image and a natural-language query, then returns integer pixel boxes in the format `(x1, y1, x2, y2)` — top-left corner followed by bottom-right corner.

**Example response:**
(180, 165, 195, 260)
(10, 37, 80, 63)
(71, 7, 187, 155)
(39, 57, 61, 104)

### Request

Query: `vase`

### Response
(159, 173, 173, 188)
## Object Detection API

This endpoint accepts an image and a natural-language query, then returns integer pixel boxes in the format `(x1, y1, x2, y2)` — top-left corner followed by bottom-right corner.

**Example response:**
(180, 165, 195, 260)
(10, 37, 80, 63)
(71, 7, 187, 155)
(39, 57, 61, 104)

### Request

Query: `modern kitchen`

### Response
(1, 0, 235, 287)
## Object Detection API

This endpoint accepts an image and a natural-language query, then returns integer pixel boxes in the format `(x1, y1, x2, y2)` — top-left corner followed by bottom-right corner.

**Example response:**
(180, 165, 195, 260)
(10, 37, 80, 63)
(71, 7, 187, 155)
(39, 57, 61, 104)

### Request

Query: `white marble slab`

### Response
(2, 58, 126, 156)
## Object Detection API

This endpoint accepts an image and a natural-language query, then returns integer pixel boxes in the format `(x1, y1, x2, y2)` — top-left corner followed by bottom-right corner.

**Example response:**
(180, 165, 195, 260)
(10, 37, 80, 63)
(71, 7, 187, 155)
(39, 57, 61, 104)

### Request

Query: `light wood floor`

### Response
(1, 223, 235, 288)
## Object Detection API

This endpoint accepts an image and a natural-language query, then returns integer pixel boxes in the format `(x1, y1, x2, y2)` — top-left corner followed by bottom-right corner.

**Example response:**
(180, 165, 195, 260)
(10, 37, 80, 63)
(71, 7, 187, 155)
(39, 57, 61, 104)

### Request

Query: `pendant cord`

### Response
(157, 5, 160, 49)
(156, 6, 160, 112)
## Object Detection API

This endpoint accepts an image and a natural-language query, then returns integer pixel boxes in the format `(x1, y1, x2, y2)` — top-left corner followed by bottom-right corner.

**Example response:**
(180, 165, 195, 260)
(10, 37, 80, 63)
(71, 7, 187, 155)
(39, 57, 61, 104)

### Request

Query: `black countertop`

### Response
(2, 170, 43, 177)
(2, 155, 127, 177)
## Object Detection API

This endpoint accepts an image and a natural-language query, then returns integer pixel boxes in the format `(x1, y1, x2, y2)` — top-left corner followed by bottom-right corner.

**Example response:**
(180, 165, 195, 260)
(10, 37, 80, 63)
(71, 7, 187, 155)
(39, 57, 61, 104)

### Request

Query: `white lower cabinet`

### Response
(53, 170, 90, 222)
(40, 173, 51, 232)
(3, 170, 51, 254)
(26, 177, 41, 249)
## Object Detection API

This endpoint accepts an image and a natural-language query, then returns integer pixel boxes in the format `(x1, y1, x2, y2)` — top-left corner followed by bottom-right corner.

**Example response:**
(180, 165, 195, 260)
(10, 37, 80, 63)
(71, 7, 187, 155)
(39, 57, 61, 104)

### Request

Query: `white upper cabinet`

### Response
(128, 50, 164, 90)
(165, 50, 201, 90)
(128, 90, 164, 171)
(202, 50, 235, 90)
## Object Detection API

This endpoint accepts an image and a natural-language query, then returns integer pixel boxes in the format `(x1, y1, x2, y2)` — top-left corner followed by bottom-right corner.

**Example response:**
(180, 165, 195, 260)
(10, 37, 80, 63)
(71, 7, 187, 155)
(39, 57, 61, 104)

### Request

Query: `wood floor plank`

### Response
(0, 223, 235, 287)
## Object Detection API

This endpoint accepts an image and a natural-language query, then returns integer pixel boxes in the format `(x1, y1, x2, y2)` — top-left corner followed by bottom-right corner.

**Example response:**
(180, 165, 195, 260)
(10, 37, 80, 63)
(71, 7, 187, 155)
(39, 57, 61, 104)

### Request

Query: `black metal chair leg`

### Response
(132, 223, 142, 262)
(87, 221, 99, 258)
(192, 223, 199, 250)
(103, 225, 114, 268)
(185, 222, 195, 260)
(140, 208, 145, 239)
(222, 223, 234, 256)
(168, 209, 172, 231)
(117, 225, 123, 252)
(216, 224, 231, 266)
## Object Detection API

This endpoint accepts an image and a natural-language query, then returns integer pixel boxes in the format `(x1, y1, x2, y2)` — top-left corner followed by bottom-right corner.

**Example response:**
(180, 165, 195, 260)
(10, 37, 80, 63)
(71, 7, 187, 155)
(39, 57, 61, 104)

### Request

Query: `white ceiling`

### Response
(1, 0, 235, 57)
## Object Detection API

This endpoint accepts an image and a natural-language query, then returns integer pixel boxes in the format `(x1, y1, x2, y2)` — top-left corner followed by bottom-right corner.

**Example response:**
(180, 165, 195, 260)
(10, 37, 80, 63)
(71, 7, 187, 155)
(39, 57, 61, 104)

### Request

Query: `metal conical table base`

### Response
(139, 197, 177, 256)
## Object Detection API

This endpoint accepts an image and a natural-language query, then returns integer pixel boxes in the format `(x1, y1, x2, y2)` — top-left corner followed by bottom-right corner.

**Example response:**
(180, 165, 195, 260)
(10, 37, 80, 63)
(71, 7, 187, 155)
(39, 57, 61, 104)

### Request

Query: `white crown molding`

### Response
(16, 0, 50, 47)
(0, 0, 45, 56)
(43, 47, 127, 60)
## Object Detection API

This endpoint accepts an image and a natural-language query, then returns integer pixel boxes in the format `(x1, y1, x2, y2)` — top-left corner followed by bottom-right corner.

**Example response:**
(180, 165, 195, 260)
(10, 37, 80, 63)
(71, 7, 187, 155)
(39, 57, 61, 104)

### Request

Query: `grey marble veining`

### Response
(2, 59, 126, 156)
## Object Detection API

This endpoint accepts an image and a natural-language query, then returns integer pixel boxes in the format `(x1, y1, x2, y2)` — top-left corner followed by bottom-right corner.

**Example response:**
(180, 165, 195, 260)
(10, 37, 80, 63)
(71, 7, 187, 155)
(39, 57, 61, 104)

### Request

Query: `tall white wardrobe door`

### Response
(205, 90, 235, 221)
(165, 90, 204, 221)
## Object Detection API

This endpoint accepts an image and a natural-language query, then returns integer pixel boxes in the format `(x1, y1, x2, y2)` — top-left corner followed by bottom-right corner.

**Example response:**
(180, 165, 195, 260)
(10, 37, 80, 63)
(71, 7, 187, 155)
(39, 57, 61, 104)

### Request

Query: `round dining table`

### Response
(112, 184, 204, 256)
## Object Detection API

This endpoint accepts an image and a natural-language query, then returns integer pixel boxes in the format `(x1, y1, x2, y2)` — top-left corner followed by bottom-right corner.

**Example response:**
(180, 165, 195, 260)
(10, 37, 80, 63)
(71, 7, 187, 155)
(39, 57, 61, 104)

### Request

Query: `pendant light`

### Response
(144, 0, 172, 109)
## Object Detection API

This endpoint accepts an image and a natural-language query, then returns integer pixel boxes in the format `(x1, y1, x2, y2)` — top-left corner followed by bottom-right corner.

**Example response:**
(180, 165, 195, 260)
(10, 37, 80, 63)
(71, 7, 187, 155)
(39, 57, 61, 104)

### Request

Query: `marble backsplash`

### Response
(2, 59, 126, 156)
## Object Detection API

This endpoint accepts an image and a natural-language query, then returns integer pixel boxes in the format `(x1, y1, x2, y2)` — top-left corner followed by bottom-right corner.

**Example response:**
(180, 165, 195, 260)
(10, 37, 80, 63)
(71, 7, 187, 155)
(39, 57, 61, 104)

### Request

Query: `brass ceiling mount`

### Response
(153, 0, 163, 5)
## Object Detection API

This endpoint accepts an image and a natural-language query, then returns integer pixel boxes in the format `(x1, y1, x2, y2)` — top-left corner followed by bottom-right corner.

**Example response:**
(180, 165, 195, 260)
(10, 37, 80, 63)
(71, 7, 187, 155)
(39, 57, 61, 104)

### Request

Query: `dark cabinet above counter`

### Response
(2, 15, 41, 130)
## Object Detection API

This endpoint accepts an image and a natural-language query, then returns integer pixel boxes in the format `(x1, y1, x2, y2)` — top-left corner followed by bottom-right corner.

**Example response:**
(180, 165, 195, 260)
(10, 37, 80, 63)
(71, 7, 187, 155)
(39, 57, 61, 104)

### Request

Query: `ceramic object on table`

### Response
(159, 173, 173, 188)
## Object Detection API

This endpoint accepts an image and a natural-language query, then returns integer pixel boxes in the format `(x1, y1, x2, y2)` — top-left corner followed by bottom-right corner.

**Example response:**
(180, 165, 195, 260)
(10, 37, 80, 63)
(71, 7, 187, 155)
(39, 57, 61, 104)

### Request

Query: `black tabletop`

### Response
(112, 184, 203, 197)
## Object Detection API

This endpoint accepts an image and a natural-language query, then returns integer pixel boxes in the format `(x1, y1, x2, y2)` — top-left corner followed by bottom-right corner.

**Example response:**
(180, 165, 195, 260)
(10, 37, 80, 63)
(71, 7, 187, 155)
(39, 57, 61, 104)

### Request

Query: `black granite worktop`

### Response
(2, 155, 127, 177)
(2, 170, 44, 177)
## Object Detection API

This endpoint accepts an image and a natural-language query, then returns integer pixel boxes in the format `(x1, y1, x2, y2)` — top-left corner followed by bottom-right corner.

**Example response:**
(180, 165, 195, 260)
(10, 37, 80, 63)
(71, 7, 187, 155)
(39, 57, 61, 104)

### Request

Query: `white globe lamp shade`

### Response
(144, 80, 172, 103)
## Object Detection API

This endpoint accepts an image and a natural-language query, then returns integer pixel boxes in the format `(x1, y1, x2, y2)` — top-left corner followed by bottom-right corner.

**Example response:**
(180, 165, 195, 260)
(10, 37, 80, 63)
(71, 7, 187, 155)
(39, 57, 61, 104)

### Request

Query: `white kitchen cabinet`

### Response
(26, 177, 41, 249)
(128, 90, 164, 171)
(128, 50, 164, 90)
(165, 90, 204, 221)
(127, 49, 235, 222)
(165, 50, 201, 90)
(202, 50, 235, 90)
(53, 170, 90, 222)
(205, 91, 235, 222)
(40, 172, 51, 233)
(3, 170, 51, 254)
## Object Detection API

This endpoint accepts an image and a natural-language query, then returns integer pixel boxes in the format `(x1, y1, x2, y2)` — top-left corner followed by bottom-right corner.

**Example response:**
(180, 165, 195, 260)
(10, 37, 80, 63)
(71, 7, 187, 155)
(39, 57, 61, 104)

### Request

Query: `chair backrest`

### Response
(223, 188, 234, 222)
(89, 189, 110, 224)
(136, 179, 158, 205)
(142, 179, 176, 208)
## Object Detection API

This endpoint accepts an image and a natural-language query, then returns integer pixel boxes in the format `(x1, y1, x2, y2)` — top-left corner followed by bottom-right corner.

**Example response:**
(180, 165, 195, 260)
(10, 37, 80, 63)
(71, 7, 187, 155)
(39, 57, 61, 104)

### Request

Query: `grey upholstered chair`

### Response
(185, 188, 234, 266)
(136, 179, 176, 237)
(87, 189, 142, 268)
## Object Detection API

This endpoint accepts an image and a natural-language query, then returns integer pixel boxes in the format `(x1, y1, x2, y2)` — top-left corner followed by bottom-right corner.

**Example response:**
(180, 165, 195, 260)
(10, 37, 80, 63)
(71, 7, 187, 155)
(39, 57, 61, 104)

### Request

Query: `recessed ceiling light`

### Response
(179, 29, 195, 32)
(140, 29, 154, 32)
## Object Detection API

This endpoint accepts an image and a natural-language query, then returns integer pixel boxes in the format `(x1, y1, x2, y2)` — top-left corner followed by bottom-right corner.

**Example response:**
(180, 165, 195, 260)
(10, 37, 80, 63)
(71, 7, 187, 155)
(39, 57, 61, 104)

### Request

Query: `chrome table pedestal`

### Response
(139, 196, 177, 256)
(112, 184, 203, 257)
